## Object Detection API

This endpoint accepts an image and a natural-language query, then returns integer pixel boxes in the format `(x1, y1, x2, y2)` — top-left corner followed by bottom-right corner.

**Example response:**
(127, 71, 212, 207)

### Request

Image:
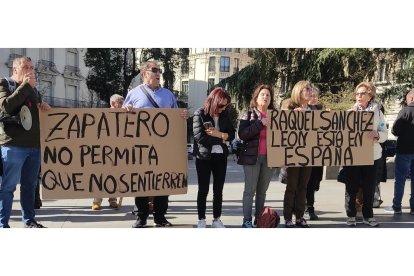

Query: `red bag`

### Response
(257, 207, 280, 228)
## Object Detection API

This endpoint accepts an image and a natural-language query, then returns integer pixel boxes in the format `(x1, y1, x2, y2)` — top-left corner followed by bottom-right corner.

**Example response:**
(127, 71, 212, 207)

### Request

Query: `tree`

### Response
(84, 48, 189, 104)
(84, 49, 124, 105)
(219, 48, 414, 110)
(379, 49, 414, 105)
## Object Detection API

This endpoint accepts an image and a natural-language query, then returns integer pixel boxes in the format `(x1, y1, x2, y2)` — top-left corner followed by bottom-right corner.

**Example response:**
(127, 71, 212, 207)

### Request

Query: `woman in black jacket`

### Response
(193, 87, 235, 228)
(238, 84, 276, 228)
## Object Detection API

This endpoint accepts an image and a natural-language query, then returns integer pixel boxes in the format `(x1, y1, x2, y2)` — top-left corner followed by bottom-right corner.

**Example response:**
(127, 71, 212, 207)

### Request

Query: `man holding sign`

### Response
(123, 60, 188, 228)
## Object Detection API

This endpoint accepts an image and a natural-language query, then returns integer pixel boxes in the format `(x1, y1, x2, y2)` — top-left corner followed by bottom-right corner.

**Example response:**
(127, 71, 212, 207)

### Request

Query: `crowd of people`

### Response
(1, 56, 413, 228)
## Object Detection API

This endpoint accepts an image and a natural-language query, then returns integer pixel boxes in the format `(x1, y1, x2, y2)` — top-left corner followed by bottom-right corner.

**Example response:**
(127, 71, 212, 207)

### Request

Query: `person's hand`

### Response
(205, 127, 215, 135)
(206, 127, 220, 138)
(367, 130, 379, 141)
(37, 102, 51, 111)
(180, 109, 189, 120)
(24, 73, 36, 88)
(124, 104, 134, 112)
(294, 107, 305, 112)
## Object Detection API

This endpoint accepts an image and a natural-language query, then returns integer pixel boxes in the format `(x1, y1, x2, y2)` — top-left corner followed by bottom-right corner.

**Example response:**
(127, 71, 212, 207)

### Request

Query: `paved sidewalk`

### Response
(8, 157, 414, 228)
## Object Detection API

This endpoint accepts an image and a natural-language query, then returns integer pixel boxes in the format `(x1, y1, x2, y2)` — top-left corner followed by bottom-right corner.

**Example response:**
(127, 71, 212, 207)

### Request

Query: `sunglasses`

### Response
(218, 103, 229, 109)
(146, 68, 162, 74)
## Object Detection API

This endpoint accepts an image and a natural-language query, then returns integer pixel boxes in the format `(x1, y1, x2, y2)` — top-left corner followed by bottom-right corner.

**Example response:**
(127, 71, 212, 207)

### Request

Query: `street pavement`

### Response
(7, 155, 414, 228)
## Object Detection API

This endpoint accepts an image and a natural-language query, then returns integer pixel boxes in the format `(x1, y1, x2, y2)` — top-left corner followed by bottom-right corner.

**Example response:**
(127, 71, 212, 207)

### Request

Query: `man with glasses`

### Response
(0, 56, 51, 228)
(123, 60, 187, 228)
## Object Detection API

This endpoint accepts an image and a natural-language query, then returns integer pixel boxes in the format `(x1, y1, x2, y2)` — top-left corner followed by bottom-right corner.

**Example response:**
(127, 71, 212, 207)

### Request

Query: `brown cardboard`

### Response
(39, 108, 188, 199)
(267, 110, 374, 167)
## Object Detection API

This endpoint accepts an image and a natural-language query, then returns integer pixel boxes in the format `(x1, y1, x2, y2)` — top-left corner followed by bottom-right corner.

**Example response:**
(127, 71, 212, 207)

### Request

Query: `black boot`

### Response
(306, 206, 319, 220)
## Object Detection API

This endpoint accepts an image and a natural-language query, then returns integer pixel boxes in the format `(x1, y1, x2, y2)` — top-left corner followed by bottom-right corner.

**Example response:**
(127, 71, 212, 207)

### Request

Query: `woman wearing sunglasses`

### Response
(192, 87, 235, 228)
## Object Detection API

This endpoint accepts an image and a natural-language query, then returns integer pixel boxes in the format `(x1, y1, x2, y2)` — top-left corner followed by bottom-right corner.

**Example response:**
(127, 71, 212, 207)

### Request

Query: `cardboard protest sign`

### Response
(39, 108, 188, 199)
(267, 110, 374, 167)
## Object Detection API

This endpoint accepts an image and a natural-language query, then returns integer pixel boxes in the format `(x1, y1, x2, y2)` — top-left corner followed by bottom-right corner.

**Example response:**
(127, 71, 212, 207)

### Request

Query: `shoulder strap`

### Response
(139, 85, 160, 108)
(3, 77, 16, 93)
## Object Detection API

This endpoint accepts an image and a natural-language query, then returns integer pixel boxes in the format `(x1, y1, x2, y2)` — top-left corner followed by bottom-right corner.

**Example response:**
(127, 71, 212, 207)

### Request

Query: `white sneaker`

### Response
(363, 218, 379, 227)
(346, 217, 356, 227)
(212, 218, 225, 228)
(197, 219, 207, 228)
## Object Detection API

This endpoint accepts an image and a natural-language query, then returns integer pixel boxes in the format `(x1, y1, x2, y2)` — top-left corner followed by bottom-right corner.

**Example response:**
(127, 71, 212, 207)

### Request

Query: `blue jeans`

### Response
(392, 153, 414, 210)
(0, 145, 41, 228)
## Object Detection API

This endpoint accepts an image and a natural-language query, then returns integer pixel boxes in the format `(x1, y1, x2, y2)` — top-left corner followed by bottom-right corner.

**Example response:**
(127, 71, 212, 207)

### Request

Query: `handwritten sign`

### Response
(39, 108, 188, 199)
(267, 110, 374, 167)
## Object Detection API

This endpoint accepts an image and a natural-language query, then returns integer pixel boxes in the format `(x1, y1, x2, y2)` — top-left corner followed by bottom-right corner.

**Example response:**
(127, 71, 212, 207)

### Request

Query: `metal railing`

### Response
(43, 96, 107, 108)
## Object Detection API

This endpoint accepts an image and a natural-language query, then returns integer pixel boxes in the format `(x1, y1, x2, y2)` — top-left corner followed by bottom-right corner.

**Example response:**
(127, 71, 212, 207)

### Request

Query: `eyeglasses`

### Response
(355, 92, 368, 97)
(146, 68, 162, 74)
(218, 103, 229, 109)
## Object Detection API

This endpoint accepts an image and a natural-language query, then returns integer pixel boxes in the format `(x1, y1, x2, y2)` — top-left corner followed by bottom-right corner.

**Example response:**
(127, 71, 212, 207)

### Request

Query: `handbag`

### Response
(383, 139, 397, 158)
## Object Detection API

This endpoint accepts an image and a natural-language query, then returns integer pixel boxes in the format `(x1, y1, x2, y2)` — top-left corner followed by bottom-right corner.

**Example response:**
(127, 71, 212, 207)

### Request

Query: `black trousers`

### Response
(196, 154, 227, 220)
(306, 166, 323, 209)
(344, 159, 380, 218)
(134, 196, 168, 222)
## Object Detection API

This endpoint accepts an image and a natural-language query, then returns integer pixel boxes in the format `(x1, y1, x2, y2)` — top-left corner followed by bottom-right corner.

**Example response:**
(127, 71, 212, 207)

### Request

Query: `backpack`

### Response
(256, 207, 280, 228)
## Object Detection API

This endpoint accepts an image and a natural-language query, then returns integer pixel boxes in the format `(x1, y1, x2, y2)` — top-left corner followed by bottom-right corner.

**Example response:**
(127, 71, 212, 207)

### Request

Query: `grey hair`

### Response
(12, 56, 32, 68)
(140, 60, 160, 78)
(110, 94, 124, 103)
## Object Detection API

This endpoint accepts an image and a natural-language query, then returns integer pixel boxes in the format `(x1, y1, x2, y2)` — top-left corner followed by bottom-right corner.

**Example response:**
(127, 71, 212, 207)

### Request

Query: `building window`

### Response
(11, 48, 26, 56)
(234, 58, 239, 72)
(209, 48, 217, 52)
(208, 57, 216, 72)
(67, 49, 78, 67)
(39, 81, 53, 97)
(234, 48, 241, 53)
(65, 85, 78, 101)
(40, 48, 54, 61)
(208, 78, 215, 91)
(220, 57, 230, 72)
(219, 48, 232, 52)
(181, 81, 189, 93)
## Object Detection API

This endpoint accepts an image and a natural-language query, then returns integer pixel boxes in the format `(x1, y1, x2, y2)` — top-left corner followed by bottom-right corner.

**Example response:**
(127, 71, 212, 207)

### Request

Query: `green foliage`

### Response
(84, 48, 189, 104)
(219, 48, 410, 108)
(227, 104, 239, 130)
(319, 90, 355, 111)
(84, 49, 124, 104)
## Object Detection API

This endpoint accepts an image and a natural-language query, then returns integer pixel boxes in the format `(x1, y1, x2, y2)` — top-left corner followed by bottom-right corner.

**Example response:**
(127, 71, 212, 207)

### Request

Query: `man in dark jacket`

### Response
(386, 89, 414, 214)
(0, 56, 50, 228)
